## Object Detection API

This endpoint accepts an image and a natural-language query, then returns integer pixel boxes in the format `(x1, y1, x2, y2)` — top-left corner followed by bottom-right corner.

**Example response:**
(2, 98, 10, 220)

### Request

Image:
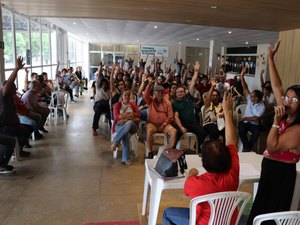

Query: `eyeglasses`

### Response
(281, 95, 299, 104)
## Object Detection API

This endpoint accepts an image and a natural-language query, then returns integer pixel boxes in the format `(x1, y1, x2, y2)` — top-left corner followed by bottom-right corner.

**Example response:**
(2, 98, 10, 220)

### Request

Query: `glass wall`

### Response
(2, 7, 14, 70)
(2, 7, 88, 91)
(30, 20, 41, 67)
(88, 43, 140, 80)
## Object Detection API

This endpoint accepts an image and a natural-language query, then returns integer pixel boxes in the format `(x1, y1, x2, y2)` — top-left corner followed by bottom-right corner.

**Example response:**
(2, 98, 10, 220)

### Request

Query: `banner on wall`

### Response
(140, 45, 169, 57)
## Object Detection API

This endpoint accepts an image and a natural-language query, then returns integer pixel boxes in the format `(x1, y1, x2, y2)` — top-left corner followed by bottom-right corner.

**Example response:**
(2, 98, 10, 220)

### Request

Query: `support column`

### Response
(208, 40, 214, 74)
(0, 5, 5, 83)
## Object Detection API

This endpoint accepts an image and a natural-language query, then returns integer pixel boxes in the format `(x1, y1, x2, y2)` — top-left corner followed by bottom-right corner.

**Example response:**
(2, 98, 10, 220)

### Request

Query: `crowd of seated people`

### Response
(0, 57, 84, 175)
(92, 53, 275, 163)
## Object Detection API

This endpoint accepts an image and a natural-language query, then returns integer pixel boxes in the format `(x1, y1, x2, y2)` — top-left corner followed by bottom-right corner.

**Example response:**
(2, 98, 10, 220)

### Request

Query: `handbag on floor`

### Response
(154, 148, 187, 177)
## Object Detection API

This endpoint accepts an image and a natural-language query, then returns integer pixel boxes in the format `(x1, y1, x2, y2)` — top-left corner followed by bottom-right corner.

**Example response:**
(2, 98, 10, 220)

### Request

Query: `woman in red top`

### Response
(163, 92, 239, 225)
(111, 91, 140, 166)
(247, 41, 300, 225)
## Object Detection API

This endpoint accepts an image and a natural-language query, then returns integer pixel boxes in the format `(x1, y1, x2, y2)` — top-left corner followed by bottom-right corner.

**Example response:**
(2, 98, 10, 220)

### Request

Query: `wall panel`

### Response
(277, 29, 300, 89)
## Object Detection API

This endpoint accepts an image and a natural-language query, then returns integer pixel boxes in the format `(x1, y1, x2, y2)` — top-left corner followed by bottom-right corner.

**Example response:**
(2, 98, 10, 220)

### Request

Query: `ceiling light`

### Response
(210, 6, 218, 9)
(179, 42, 181, 45)
(185, 20, 191, 23)
(228, 31, 232, 34)
(137, 40, 139, 43)
(154, 25, 158, 29)
(245, 41, 249, 45)
(196, 38, 199, 41)
(86, 33, 89, 35)
(73, 22, 76, 25)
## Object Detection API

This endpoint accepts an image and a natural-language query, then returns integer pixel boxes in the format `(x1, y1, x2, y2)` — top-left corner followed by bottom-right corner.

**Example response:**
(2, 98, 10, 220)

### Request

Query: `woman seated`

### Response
(111, 91, 141, 166)
(163, 92, 239, 225)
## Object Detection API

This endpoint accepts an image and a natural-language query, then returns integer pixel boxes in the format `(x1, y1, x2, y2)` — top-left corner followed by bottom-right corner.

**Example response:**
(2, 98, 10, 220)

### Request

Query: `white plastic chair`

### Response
(176, 132, 199, 154)
(189, 191, 251, 225)
(111, 120, 139, 159)
(145, 133, 168, 157)
(112, 132, 138, 159)
(49, 90, 70, 125)
(235, 104, 247, 126)
(253, 211, 300, 225)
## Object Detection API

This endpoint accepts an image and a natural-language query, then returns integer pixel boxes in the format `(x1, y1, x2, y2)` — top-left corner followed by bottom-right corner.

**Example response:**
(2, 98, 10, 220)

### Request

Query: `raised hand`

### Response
(268, 40, 281, 60)
(142, 74, 147, 83)
(222, 91, 233, 113)
(16, 56, 25, 70)
(241, 65, 247, 75)
(194, 60, 200, 72)
(273, 105, 285, 125)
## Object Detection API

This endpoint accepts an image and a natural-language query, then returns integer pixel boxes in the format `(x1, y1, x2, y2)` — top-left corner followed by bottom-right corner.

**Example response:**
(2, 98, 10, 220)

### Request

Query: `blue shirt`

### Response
(242, 94, 265, 125)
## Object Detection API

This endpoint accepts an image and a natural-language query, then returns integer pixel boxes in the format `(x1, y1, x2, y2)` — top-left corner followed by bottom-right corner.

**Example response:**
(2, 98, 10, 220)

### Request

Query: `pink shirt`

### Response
(263, 120, 300, 163)
(143, 83, 174, 127)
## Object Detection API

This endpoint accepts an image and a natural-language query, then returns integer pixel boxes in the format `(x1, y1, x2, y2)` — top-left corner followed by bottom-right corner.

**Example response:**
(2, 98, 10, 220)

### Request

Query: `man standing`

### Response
(144, 78, 176, 159)
(173, 61, 205, 153)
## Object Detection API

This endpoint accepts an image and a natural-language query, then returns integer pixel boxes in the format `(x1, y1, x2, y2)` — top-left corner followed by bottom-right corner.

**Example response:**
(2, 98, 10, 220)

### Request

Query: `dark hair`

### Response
(201, 140, 231, 173)
(100, 78, 109, 88)
(253, 90, 263, 101)
(263, 85, 272, 93)
(286, 85, 300, 126)
(212, 89, 221, 97)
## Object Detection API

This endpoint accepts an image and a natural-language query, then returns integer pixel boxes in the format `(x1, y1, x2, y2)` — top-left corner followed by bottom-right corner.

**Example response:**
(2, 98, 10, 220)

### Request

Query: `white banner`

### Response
(140, 45, 169, 57)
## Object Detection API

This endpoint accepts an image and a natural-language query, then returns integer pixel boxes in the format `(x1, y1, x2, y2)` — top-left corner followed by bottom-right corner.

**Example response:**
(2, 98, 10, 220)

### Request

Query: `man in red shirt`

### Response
(163, 92, 239, 225)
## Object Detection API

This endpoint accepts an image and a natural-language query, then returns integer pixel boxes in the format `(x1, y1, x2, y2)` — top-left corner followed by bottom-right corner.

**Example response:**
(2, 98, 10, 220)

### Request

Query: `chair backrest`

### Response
(235, 104, 247, 125)
(50, 90, 69, 109)
(189, 191, 251, 225)
(253, 211, 300, 225)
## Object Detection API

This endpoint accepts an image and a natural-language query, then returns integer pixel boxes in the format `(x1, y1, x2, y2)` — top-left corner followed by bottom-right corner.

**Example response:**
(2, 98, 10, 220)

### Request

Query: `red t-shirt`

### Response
(184, 145, 240, 225)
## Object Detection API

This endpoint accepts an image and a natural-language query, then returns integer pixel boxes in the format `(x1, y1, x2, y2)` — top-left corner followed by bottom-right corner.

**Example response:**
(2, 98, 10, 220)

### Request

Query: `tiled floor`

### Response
(0, 93, 254, 225)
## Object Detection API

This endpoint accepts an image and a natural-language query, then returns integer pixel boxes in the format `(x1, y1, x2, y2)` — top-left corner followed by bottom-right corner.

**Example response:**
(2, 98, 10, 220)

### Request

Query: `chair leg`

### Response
(54, 108, 58, 125)
(31, 132, 35, 141)
(131, 134, 138, 158)
(63, 108, 67, 123)
(13, 137, 20, 161)
(113, 147, 118, 159)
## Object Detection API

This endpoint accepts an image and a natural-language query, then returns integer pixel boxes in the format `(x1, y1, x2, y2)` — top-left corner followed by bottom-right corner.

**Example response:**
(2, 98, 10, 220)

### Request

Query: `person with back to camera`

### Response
(163, 91, 240, 225)
(246, 40, 300, 225)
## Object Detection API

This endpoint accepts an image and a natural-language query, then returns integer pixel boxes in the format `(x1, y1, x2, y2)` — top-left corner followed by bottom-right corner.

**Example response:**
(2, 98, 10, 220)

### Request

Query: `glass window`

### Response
(31, 21, 41, 66)
(68, 36, 76, 65)
(90, 43, 101, 51)
(51, 29, 57, 67)
(115, 44, 126, 52)
(42, 66, 51, 78)
(56, 30, 63, 64)
(102, 44, 114, 51)
(89, 53, 102, 66)
(42, 25, 50, 66)
(2, 8, 14, 71)
(15, 14, 29, 64)
(127, 44, 139, 53)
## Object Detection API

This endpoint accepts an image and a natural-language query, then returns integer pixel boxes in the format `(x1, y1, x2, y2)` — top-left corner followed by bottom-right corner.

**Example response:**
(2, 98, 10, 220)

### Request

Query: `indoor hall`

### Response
(0, 92, 263, 225)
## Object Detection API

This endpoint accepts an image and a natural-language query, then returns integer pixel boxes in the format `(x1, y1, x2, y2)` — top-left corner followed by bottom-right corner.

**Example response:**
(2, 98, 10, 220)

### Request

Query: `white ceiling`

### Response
(48, 18, 279, 48)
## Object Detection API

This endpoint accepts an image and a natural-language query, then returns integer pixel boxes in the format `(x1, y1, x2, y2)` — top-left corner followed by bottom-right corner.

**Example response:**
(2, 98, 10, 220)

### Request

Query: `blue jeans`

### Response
(19, 112, 42, 131)
(163, 207, 189, 225)
(114, 121, 137, 162)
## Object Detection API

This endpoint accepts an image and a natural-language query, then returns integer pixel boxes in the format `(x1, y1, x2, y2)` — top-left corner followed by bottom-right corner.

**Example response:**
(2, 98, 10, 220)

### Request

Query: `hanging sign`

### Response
(140, 45, 169, 57)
